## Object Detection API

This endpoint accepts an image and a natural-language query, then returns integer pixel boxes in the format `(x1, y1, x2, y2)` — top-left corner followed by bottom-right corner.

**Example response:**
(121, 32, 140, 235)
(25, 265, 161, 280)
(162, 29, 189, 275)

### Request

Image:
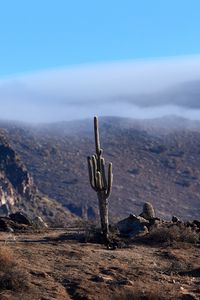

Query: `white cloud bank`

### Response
(1, 56, 200, 123)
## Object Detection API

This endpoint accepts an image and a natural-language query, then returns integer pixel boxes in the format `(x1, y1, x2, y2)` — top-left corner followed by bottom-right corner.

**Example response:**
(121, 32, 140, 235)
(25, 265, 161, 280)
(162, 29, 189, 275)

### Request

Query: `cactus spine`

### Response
(87, 116, 113, 241)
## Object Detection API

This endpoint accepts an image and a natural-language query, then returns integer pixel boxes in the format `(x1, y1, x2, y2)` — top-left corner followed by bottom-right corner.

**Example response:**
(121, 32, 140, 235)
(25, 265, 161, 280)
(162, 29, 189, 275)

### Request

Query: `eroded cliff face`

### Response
(0, 130, 78, 225)
(0, 132, 36, 214)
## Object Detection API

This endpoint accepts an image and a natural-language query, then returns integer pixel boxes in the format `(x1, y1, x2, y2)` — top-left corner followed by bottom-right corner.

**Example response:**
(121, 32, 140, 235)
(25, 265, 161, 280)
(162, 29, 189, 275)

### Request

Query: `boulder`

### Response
(0, 217, 17, 232)
(0, 218, 10, 231)
(139, 202, 155, 220)
(148, 217, 161, 227)
(172, 216, 180, 223)
(0, 204, 10, 216)
(9, 212, 32, 225)
(33, 216, 48, 229)
(117, 214, 149, 237)
(193, 220, 200, 229)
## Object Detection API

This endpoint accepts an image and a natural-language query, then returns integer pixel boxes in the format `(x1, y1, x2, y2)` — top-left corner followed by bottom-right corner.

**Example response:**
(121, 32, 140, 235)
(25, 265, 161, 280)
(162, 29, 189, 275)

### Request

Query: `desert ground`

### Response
(0, 227, 199, 300)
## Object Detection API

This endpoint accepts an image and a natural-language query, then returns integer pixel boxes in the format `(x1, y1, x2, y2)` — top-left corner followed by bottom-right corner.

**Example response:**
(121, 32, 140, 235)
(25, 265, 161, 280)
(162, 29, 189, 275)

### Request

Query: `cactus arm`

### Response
(106, 163, 113, 198)
(87, 156, 93, 184)
(94, 116, 101, 155)
(87, 157, 97, 191)
(100, 157, 107, 190)
(96, 171, 103, 190)
(91, 155, 98, 187)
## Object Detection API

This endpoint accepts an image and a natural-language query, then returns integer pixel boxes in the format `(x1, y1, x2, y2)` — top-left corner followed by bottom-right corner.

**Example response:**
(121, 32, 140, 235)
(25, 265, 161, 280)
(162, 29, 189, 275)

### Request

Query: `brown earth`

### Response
(0, 228, 199, 300)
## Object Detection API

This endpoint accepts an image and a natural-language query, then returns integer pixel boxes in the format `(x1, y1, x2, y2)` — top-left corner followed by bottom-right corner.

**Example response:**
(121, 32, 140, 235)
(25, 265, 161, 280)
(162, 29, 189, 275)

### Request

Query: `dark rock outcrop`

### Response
(0, 134, 36, 216)
(0, 133, 78, 226)
(9, 212, 32, 225)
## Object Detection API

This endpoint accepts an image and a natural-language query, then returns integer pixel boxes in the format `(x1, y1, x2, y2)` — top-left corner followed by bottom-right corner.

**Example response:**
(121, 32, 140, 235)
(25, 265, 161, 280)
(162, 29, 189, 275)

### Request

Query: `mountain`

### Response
(0, 116, 200, 221)
(0, 130, 78, 226)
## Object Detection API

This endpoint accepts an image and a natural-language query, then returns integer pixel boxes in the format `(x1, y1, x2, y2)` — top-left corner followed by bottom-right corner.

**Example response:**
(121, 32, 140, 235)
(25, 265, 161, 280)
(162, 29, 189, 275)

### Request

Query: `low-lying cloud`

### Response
(1, 56, 200, 123)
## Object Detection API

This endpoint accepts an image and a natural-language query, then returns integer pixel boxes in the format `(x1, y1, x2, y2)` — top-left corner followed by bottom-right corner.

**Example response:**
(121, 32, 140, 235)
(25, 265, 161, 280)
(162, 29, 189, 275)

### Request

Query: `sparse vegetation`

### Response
(112, 284, 178, 300)
(0, 118, 200, 299)
(0, 246, 29, 292)
(141, 223, 199, 246)
(1, 117, 200, 221)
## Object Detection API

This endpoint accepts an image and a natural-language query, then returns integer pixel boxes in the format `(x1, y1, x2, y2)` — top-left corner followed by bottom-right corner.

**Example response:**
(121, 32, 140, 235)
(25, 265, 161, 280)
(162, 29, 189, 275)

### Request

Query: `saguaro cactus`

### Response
(87, 116, 113, 241)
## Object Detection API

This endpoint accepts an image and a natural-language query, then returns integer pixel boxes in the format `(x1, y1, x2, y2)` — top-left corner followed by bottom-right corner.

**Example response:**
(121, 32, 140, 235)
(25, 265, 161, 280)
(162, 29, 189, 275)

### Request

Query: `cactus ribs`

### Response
(87, 116, 113, 242)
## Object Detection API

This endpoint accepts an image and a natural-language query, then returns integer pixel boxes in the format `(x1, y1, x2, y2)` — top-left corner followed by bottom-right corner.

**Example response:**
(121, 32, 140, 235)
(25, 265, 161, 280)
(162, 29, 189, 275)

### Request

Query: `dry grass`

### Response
(141, 224, 199, 246)
(0, 246, 29, 292)
(0, 247, 16, 271)
(112, 283, 179, 300)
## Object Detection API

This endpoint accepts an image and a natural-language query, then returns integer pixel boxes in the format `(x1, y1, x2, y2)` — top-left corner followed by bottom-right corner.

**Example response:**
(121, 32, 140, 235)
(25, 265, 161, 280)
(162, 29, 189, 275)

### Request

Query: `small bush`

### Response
(0, 268, 29, 291)
(83, 224, 104, 243)
(0, 246, 29, 292)
(142, 224, 199, 245)
(0, 246, 16, 271)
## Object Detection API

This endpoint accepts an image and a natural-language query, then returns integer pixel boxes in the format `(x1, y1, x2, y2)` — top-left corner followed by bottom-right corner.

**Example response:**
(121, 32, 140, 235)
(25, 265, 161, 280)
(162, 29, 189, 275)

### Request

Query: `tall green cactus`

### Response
(87, 116, 113, 241)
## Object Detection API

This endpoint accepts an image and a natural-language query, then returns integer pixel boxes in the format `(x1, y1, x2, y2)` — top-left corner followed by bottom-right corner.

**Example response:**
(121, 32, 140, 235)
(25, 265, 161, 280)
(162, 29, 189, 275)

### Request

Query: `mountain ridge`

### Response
(0, 116, 199, 221)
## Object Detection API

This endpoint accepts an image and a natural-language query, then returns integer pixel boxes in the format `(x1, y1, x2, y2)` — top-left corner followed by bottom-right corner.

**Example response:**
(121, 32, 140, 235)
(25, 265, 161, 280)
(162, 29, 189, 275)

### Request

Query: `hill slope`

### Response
(0, 116, 200, 221)
(0, 130, 78, 225)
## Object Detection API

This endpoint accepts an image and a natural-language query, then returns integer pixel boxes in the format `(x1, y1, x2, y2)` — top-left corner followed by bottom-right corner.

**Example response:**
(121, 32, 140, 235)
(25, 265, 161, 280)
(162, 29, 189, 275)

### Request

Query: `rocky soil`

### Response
(0, 228, 199, 300)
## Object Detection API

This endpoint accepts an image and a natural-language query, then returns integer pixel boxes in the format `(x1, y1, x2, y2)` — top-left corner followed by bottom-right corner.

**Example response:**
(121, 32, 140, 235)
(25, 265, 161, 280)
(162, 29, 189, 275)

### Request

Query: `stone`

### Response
(117, 214, 149, 237)
(0, 204, 10, 216)
(9, 212, 32, 225)
(149, 217, 161, 227)
(180, 294, 198, 300)
(193, 220, 200, 229)
(0, 218, 9, 231)
(139, 202, 155, 220)
(172, 216, 180, 223)
(33, 216, 48, 229)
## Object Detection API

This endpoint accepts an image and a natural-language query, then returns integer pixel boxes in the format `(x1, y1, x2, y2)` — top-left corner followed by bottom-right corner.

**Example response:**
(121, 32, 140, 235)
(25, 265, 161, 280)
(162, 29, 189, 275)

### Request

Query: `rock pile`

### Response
(0, 212, 48, 232)
(116, 202, 158, 237)
(116, 202, 200, 239)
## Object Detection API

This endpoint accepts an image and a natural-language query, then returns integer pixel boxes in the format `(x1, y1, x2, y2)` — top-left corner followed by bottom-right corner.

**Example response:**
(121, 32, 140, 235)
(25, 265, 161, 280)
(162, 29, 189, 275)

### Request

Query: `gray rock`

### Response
(33, 216, 48, 229)
(117, 214, 149, 237)
(139, 202, 155, 220)
(0, 204, 10, 216)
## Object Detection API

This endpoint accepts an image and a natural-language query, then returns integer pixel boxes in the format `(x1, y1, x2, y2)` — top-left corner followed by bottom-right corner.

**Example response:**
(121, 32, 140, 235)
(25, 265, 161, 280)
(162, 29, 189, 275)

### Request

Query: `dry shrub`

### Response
(142, 224, 199, 246)
(83, 224, 103, 243)
(0, 247, 16, 271)
(0, 246, 29, 292)
(112, 284, 178, 300)
(0, 268, 28, 291)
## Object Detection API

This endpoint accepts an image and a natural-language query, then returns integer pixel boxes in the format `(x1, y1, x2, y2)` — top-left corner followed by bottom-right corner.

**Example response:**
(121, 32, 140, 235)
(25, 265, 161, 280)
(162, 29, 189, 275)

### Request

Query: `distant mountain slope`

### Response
(0, 116, 200, 221)
(0, 130, 78, 226)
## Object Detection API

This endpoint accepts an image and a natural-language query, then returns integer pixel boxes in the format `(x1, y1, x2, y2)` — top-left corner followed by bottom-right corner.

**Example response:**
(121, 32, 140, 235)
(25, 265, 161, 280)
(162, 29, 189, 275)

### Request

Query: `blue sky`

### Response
(1, 0, 200, 123)
(0, 0, 200, 77)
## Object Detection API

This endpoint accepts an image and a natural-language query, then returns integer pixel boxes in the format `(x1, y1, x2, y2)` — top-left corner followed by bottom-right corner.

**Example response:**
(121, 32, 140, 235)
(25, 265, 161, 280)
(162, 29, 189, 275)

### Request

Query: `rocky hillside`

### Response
(0, 131, 78, 226)
(0, 117, 200, 221)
